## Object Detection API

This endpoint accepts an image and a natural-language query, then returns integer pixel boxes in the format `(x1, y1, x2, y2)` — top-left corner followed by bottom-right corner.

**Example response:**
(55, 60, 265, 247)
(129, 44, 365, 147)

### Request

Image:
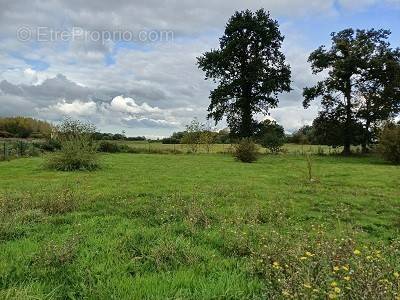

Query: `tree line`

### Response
(0, 117, 52, 138)
(197, 9, 400, 155)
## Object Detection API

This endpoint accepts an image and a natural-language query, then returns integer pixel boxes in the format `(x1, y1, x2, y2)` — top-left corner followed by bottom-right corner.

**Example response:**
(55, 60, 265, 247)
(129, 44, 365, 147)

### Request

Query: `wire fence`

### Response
(0, 140, 41, 161)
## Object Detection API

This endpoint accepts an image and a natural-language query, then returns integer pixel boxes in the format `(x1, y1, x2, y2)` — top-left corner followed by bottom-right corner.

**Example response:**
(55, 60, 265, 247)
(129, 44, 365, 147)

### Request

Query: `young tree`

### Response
(197, 9, 291, 138)
(199, 124, 217, 153)
(256, 120, 285, 153)
(304, 28, 399, 155)
(181, 119, 204, 153)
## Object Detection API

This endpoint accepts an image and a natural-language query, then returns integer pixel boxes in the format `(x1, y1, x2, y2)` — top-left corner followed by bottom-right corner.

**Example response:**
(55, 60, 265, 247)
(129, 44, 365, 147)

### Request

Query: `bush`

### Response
(260, 132, 285, 154)
(98, 141, 121, 153)
(36, 139, 61, 152)
(45, 118, 99, 171)
(378, 123, 400, 164)
(233, 138, 258, 163)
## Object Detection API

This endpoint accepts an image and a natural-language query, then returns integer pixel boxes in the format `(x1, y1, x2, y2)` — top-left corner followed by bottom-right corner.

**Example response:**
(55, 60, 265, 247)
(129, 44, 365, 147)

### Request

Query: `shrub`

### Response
(233, 138, 258, 163)
(36, 138, 61, 152)
(378, 123, 400, 164)
(46, 118, 99, 171)
(200, 130, 217, 153)
(98, 141, 121, 153)
(256, 120, 285, 153)
(260, 132, 285, 154)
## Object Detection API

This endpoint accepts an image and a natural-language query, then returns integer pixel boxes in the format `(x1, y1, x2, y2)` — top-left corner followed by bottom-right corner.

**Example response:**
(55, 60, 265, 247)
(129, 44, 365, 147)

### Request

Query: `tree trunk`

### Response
(240, 97, 252, 138)
(362, 119, 371, 154)
(342, 80, 352, 156)
(362, 98, 372, 154)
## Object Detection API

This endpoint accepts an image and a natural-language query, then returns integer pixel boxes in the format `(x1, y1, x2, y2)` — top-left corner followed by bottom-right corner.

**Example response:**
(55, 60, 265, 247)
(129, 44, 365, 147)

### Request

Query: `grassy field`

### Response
(0, 153, 399, 299)
(113, 141, 350, 155)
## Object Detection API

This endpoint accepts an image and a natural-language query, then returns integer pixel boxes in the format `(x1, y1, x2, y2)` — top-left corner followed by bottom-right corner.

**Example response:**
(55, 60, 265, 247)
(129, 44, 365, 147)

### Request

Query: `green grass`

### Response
(111, 141, 349, 155)
(0, 153, 399, 299)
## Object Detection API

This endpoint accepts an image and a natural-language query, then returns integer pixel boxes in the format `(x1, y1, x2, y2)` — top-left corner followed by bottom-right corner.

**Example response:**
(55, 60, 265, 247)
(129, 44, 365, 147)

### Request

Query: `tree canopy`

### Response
(0, 117, 52, 138)
(197, 9, 291, 138)
(303, 28, 400, 154)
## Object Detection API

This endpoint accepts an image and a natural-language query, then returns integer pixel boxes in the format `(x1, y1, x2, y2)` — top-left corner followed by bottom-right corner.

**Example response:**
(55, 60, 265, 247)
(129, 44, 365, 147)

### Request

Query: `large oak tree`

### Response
(304, 28, 400, 155)
(197, 9, 291, 138)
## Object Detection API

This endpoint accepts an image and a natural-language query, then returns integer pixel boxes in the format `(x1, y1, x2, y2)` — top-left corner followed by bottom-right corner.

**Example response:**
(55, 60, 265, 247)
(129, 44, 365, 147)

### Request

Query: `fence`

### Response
(0, 140, 40, 161)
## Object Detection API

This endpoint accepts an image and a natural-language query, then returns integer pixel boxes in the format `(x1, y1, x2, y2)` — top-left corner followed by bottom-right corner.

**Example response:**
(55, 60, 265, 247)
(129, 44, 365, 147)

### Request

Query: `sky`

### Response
(0, 0, 399, 137)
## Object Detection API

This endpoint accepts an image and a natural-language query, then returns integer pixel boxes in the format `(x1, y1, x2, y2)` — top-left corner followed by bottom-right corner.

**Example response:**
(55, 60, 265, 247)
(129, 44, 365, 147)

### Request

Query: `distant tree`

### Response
(290, 125, 315, 145)
(197, 9, 291, 138)
(311, 113, 363, 147)
(257, 120, 285, 153)
(303, 28, 399, 155)
(0, 117, 52, 138)
(215, 128, 231, 144)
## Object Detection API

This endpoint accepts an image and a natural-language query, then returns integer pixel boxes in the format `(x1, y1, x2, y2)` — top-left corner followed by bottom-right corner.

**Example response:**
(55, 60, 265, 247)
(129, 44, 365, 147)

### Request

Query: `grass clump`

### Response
(46, 118, 99, 171)
(33, 235, 81, 269)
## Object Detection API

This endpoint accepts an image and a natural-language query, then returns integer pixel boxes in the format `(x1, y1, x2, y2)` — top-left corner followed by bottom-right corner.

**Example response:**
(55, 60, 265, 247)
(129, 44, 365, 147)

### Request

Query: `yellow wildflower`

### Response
(330, 281, 337, 287)
(273, 261, 280, 269)
(353, 249, 361, 255)
(300, 256, 307, 260)
(342, 265, 349, 271)
(394, 272, 399, 278)
(333, 266, 340, 271)
(303, 283, 312, 289)
(343, 276, 351, 281)
(328, 293, 337, 299)
(334, 287, 341, 293)
(305, 251, 314, 257)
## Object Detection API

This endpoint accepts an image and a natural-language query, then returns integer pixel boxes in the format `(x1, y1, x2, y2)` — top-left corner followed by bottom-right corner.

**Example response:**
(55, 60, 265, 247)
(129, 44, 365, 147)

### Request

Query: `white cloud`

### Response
(110, 95, 160, 114)
(54, 100, 97, 116)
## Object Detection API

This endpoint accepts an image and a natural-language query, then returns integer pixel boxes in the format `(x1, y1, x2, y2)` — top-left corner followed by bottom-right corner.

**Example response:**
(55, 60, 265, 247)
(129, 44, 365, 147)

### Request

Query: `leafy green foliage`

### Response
(289, 125, 315, 145)
(197, 9, 291, 137)
(233, 138, 258, 162)
(181, 119, 204, 153)
(0, 117, 52, 138)
(303, 28, 400, 155)
(378, 123, 400, 164)
(257, 120, 285, 153)
(312, 113, 364, 148)
(98, 141, 123, 153)
(46, 118, 99, 171)
(35, 138, 61, 152)
(199, 128, 217, 153)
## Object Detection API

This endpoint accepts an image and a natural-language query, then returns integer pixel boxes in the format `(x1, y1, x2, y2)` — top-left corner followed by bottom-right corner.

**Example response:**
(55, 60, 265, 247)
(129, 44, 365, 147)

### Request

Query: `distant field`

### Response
(0, 153, 399, 299)
(113, 140, 352, 155)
